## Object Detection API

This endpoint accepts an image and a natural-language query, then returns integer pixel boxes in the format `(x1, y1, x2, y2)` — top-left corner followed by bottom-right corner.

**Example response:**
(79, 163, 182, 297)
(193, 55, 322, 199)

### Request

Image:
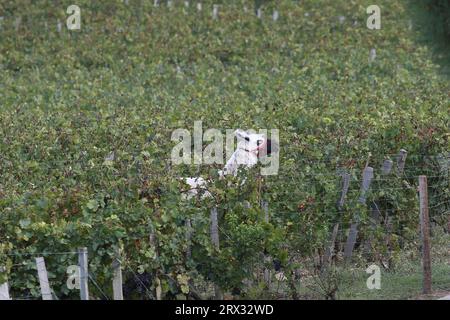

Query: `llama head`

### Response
(234, 129, 272, 158)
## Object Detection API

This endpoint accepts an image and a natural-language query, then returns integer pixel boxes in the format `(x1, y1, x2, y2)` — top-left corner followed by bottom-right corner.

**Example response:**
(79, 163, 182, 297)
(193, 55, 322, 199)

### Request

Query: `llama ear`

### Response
(265, 139, 272, 155)
(234, 129, 248, 140)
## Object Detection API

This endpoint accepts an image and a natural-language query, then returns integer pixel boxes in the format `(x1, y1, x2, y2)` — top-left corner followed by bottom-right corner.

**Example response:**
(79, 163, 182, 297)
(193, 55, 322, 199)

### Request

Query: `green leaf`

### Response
(86, 200, 99, 211)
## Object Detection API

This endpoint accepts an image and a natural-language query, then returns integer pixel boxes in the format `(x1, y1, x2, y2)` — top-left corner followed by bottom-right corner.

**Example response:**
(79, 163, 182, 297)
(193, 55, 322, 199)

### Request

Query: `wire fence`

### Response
(0, 151, 448, 300)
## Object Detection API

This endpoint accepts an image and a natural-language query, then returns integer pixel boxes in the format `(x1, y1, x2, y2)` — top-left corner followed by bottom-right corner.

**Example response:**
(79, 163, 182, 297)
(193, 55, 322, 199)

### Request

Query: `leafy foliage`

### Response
(0, 0, 448, 299)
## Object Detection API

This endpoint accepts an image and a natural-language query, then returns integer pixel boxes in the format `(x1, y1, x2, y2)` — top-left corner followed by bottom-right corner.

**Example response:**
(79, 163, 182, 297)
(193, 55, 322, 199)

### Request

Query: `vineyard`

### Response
(0, 0, 449, 300)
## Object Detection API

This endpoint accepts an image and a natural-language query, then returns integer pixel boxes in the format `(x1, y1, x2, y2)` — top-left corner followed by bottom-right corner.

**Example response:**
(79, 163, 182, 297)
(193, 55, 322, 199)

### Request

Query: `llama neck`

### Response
(220, 148, 258, 176)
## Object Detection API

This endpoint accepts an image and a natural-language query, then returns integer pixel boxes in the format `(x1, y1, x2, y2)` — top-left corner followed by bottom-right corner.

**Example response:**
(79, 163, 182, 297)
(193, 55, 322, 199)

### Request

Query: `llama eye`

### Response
(245, 137, 250, 141)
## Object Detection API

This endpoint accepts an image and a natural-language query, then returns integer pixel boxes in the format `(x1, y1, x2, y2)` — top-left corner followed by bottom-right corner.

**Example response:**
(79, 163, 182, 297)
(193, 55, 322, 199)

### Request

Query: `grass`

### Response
(242, 259, 450, 300)
(307, 230, 450, 300)
(335, 262, 450, 300)
(339, 230, 450, 300)
(244, 230, 450, 300)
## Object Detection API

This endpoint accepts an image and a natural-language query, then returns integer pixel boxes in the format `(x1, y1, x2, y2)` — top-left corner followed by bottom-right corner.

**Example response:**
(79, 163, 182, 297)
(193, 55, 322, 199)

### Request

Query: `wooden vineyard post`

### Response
(381, 159, 393, 175)
(344, 167, 374, 262)
(185, 218, 192, 260)
(272, 10, 279, 21)
(149, 227, 162, 300)
(210, 207, 223, 300)
(35, 257, 53, 300)
(446, 152, 449, 233)
(419, 176, 432, 294)
(344, 223, 358, 262)
(112, 248, 124, 300)
(447, 216, 450, 234)
(323, 223, 340, 269)
(337, 172, 351, 210)
(397, 149, 407, 174)
(324, 172, 350, 268)
(382, 214, 394, 268)
(210, 207, 219, 249)
(257, 7, 262, 19)
(369, 48, 376, 63)
(155, 278, 162, 301)
(261, 201, 271, 287)
(212, 4, 219, 20)
(0, 266, 10, 300)
(380, 158, 394, 265)
(57, 19, 62, 33)
(0, 282, 9, 300)
(78, 247, 89, 300)
(358, 166, 374, 204)
(362, 159, 391, 256)
(437, 153, 450, 233)
(363, 204, 381, 256)
(14, 17, 21, 32)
